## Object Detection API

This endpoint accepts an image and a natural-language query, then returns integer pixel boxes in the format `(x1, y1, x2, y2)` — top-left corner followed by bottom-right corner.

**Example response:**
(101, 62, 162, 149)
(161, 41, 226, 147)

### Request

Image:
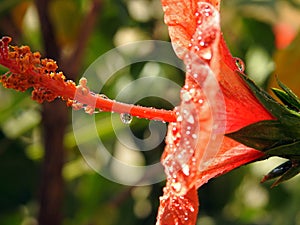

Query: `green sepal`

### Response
(237, 73, 300, 124)
(261, 160, 292, 182)
(226, 73, 300, 186)
(272, 88, 300, 112)
(226, 120, 300, 155)
(261, 160, 300, 187)
(272, 78, 300, 112)
(276, 78, 300, 111)
(270, 161, 300, 187)
(227, 73, 300, 158)
(265, 141, 300, 159)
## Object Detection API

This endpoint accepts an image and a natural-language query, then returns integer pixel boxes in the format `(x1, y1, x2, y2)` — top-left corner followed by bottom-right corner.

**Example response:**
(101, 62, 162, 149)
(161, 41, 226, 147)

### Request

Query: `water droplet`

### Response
(177, 115, 183, 122)
(172, 126, 178, 135)
(198, 99, 204, 104)
(173, 133, 181, 143)
(235, 57, 245, 72)
(93, 108, 102, 114)
(99, 94, 108, 99)
(181, 90, 192, 102)
(192, 134, 198, 139)
(84, 106, 95, 115)
(200, 48, 212, 60)
(189, 88, 196, 95)
(171, 182, 182, 193)
(189, 205, 195, 212)
(187, 115, 195, 124)
(182, 165, 190, 176)
(120, 113, 132, 125)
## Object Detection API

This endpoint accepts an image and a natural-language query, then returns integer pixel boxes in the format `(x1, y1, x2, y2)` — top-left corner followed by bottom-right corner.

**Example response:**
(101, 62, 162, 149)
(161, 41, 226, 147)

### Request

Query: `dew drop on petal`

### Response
(172, 125, 178, 135)
(189, 205, 195, 212)
(234, 57, 245, 72)
(120, 113, 132, 125)
(200, 48, 212, 60)
(189, 88, 196, 95)
(181, 90, 192, 102)
(182, 165, 190, 176)
(187, 115, 195, 124)
(177, 115, 183, 122)
(171, 181, 182, 193)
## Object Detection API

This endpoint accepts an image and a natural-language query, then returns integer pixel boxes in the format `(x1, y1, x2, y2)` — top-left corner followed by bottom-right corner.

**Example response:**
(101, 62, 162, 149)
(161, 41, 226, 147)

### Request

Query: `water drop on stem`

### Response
(120, 113, 132, 125)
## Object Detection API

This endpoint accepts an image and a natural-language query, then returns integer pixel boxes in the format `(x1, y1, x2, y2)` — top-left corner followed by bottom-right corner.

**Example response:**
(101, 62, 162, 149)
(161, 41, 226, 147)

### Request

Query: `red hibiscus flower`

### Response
(156, 1, 276, 224)
(1, 2, 299, 225)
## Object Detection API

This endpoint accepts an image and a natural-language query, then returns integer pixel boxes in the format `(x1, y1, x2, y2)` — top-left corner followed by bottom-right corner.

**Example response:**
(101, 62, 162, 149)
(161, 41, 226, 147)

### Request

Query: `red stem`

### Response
(38, 72, 177, 122)
(0, 47, 177, 123)
(84, 94, 176, 122)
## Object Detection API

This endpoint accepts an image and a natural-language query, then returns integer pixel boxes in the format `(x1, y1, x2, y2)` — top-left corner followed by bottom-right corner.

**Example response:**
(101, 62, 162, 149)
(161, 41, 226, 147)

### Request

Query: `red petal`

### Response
(219, 39, 274, 132)
(156, 185, 199, 225)
(161, 0, 220, 60)
(158, 1, 275, 224)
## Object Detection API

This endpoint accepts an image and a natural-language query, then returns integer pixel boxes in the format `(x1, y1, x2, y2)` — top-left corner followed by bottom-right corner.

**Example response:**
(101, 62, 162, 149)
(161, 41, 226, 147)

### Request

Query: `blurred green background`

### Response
(1, 0, 300, 225)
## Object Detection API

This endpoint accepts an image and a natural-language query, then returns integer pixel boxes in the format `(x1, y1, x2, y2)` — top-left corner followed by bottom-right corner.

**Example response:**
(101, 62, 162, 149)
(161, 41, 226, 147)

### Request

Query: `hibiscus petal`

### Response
(157, 0, 275, 224)
(161, 0, 220, 59)
(160, 0, 227, 190)
(156, 185, 198, 225)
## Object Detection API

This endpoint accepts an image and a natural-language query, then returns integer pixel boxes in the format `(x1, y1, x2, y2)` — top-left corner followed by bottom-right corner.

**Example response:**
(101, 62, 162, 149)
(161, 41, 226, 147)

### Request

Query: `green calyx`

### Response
(226, 73, 300, 186)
